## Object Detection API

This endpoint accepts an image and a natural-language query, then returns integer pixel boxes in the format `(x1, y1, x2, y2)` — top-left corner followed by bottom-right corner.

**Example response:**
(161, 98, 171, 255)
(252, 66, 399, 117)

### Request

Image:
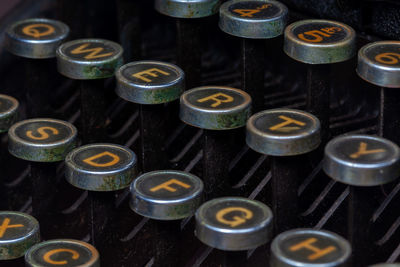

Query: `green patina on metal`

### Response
(0, 234, 39, 260)
(83, 58, 123, 79)
(0, 113, 18, 133)
(95, 170, 135, 191)
(143, 86, 181, 104)
(215, 109, 250, 129)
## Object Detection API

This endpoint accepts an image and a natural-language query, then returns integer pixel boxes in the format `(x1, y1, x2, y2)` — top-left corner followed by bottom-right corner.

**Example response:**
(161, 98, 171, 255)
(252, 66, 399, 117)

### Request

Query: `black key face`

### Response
(14, 120, 74, 144)
(328, 136, 397, 165)
(199, 198, 270, 230)
(0, 212, 38, 242)
(292, 22, 347, 44)
(26, 239, 99, 267)
(9, 18, 68, 41)
(0, 95, 17, 114)
(246, 109, 320, 156)
(195, 197, 273, 250)
(62, 41, 119, 61)
(323, 135, 400, 186)
(228, 1, 281, 19)
(273, 230, 350, 265)
(364, 42, 400, 67)
(180, 86, 251, 130)
(70, 144, 134, 172)
(185, 88, 247, 110)
(0, 211, 40, 260)
(131, 171, 203, 220)
(252, 109, 318, 137)
(65, 144, 137, 191)
(134, 171, 202, 200)
(121, 62, 182, 86)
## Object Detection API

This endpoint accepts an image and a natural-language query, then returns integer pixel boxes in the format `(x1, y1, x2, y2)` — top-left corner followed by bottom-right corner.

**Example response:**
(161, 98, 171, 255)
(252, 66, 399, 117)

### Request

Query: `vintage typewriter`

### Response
(0, 0, 399, 266)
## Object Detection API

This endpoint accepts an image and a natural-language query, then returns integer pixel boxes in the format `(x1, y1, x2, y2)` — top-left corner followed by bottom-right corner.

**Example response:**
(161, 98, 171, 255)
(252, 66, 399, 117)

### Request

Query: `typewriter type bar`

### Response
(323, 135, 400, 266)
(116, 61, 184, 171)
(271, 229, 351, 266)
(155, 0, 221, 88)
(115, 0, 143, 62)
(130, 170, 203, 266)
(219, 0, 288, 111)
(0, 94, 19, 209)
(8, 118, 77, 239)
(357, 41, 400, 144)
(25, 239, 100, 267)
(57, 39, 123, 143)
(5, 18, 69, 117)
(0, 211, 40, 266)
(284, 19, 356, 144)
(195, 197, 273, 266)
(65, 143, 137, 251)
(247, 108, 320, 233)
(180, 86, 251, 198)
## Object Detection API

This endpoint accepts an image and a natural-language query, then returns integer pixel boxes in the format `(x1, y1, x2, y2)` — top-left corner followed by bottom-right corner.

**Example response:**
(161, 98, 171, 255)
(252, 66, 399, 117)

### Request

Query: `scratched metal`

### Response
(130, 170, 203, 220)
(284, 19, 356, 64)
(180, 86, 252, 130)
(5, 18, 70, 59)
(155, 0, 221, 18)
(0, 94, 19, 133)
(270, 229, 351, 267)
(115, 61, 185, 104)
(0, 211, 40, 260)
(8, 118, 78, 162)
(246, 108, 321, 156)
(56, 39, 123, 80)
(195, 197, 273, 251)
(323, 134, 400, 186)
(357, 41, 400, 88)
(65, 143, 138, 191)
(25, 239, 100, 267)
(219, 0, 288, 39)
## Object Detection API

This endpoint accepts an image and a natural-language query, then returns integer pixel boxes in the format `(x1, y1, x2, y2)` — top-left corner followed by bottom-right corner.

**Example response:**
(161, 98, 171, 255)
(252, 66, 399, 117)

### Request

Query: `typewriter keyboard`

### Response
(0, 0, 400, 266)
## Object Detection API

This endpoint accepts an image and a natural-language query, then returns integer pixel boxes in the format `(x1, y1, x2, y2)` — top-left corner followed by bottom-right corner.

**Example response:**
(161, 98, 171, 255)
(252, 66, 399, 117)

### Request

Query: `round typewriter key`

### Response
(8, 118, 77, 239)
(130, 170, 203, 220)
(323, 134, 400, 266)
(195, 197, 273, 251)
(284, 19, 356, 65)
(5, 18, 69, 59)
(180, 86, 251, 130)
(357, 41, 400, 88)
(247, 109, 321, 233)
(181, 86, 251, 198)
(246, 108, 320, 156)
(116, 61, 185, 171)
(65, 143, 137, 191)
(25, 239, 99, 267)
(357, 41, 400, 144)
(155, 0, 220, 18)
(284, 20, 356, 144)
(8, 118, 77, 162)
(65, 144, 137, 250)
(0, 94, 19, 133)
(57, 38, 123, 80)
(323, 135, 400, 186)
(6, 19, 70, 117)
(270, 229, 351, 267)
(219, 0, 288, 111)
(116, 61, 184, 104)
(0, 211, 40, 260)
(57, 38, 123, 143)
(219, 0, 288, 39)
